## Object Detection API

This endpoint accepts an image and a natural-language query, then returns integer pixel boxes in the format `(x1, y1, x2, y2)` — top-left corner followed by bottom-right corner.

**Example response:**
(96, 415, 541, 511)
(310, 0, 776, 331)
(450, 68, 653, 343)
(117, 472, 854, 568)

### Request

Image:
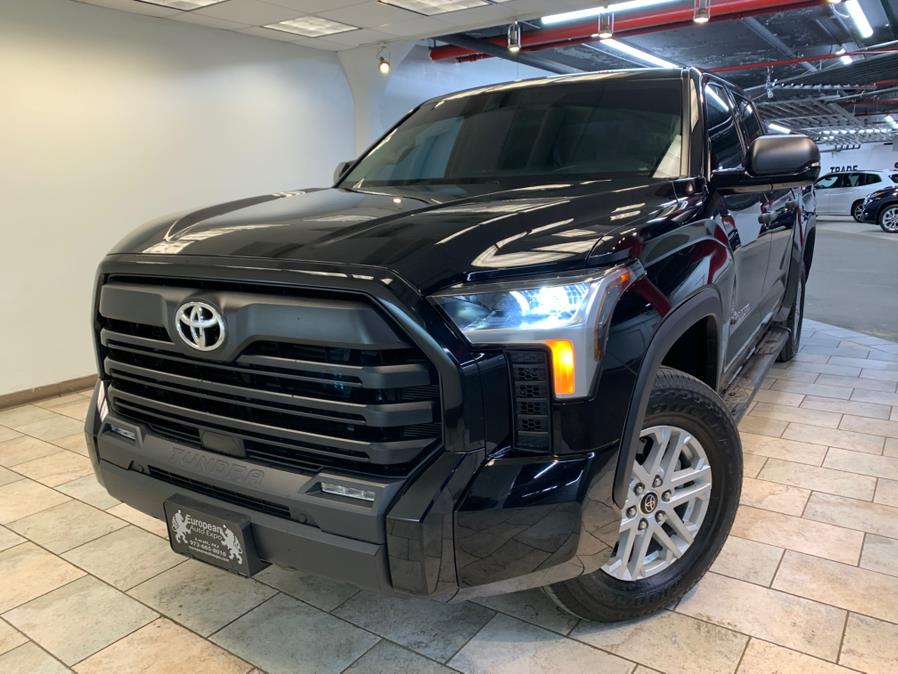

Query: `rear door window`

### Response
(863, 173, 882, 185)
(705, 82, 743, 170)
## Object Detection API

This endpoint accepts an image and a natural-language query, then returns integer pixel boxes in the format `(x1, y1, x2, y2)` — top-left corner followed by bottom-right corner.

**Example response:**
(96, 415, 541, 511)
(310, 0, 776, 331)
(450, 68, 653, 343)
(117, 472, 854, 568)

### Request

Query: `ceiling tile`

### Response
(168, 12, 251, 28)
(318, 1, 427, 28)
(375, 15, 454, 37)
(318, 27, 395, 46)
(267, 0, 361, 10)
(195, 0, 305, 24)
(76, 0, 180, 17)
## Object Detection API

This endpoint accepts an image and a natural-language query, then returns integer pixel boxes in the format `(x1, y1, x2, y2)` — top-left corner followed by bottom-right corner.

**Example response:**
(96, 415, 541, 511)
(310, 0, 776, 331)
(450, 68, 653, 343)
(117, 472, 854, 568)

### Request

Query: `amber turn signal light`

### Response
(545, 339, 576, 396)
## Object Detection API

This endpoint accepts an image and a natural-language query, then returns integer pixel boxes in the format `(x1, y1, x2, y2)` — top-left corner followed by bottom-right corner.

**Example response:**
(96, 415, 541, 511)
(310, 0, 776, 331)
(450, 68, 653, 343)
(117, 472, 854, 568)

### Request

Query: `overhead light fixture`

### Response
(843, 0, 873, 39)
(826, 0, 841, 3)
(135, 0, 227, 9)
(693, 0, 711, 24)
(768, 122, 791, 134)
(598, 12, 614, 39)
(379, 0, 489, 16)
(507, 21, 522, 53)
(886, 115, 898, 129)
(543, 0, 679, 26)
(266, 16, 359, 37)
(601, 38, 678, 67)
(377, 45, 391, 74)
(835, 47, 853, 64)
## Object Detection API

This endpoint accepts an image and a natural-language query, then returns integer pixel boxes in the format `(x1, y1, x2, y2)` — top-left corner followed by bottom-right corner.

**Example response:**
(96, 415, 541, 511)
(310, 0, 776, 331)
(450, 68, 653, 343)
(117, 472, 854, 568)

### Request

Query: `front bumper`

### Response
(87, 380, 620, 600)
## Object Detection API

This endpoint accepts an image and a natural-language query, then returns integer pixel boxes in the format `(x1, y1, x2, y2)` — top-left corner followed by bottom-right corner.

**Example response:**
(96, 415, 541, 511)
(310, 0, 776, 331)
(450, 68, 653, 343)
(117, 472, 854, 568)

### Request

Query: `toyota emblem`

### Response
(175, 301, 225, 351)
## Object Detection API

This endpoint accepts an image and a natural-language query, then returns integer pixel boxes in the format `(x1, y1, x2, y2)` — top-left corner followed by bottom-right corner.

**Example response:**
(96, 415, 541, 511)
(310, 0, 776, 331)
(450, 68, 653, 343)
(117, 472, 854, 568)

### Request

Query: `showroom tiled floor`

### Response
(0, 319, 897, 673)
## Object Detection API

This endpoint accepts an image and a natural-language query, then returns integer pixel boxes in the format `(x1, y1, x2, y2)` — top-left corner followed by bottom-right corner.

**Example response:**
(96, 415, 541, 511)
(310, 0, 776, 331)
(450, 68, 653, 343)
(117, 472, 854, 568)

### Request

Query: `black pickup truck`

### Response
(87, 68, 819, 622)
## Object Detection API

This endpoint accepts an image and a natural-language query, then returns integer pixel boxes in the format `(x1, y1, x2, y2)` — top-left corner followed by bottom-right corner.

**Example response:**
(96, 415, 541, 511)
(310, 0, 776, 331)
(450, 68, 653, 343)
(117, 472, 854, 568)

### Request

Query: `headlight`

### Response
(431, 264, 640, 398)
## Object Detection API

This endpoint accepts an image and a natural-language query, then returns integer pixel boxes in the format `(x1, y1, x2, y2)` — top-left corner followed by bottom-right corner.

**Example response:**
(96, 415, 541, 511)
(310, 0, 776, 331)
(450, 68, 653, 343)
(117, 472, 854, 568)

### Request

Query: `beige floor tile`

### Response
(212, 593, 380, 673)
(0, 405, 58, 428)
(73, 618, 249, 674)
(106, 503, 167, 537)
(739, 416, 788, 438)
(0, 436, 63, 467)
(47, 400, 88, 422)
(749, 403, 842, 429)
(52, 433, 89, 456)
(769, 381, 852, 401)
(737, 639, 856, 674)
(450, 613, 632, 674)
(829, 355, 898, 371)
(0, 467, 21, 488)
(742, 453, 768, 478)
(711, 535, 783, 586)
(0, 426, 20, 443)
(765, 370, 819, 383)
(473, 589, 578, 636)
(63, 526, 181, 590)
(56, 475, 119, 510)
(0, 542, 84, 613)
(874, 477, 898, 507)
(857, 369, 898, 384)
(0, 642, 69, 674)
(800, 395, 892, 420)
(0, 526, 26, 552)
(770, 362, 861, 378)
(860, 534, 898, 577)
(850, 387, 898, 408)
(772, 550, 898, 623)
(0, 618, 27, 655)
(740, 477, 810, 516)
(839, 613, 898, 674)
(816, 374, 897, 392)
(34, 393, 87, 409)
(823, 447, 898, 480)
(758, 458, 876, 500)
(0, 480, 70, 524)
(676, 572, 845, 661)
(740, 433, 827, 466)
(253, 564, 360, 613)
(12, 451, 92, 487)
(129, 560, 276, 636)
(13, 415, 84, 442)
(886, 437, 898, 457)
(754, 390, 805, 407)
(803, 492, 898, 538)
(839, 414, 898, 439)
(5, 575, 157, 665)
(731, 505, 863, 565)
(344, 640, 454, 674)
(782, 423, 884, 455)
(573, 609, 747, 674)
(8, 500, 126, 554)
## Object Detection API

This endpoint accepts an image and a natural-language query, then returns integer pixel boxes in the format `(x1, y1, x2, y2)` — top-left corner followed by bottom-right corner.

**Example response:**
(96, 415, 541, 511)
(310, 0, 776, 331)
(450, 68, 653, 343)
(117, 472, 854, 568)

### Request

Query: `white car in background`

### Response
(814, 169, 898, 221)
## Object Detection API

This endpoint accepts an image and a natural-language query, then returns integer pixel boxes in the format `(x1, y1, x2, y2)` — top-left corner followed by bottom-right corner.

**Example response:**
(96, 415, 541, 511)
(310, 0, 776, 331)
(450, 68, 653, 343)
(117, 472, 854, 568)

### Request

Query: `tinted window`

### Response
(863, 173, 882, 185)
(846, 173, 863, 187)
(815, 174, 839, 189)
(704, 82, 743, 170)
(891, 174, 898, 183)
(342, 78, 684, 186)
(735, 96, 764, 142)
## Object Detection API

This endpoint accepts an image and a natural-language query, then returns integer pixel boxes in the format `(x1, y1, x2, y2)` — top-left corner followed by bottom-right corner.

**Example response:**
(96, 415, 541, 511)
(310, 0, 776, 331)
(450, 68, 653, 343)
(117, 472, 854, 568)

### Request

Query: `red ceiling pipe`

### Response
(709, 46, 898, 71)
(430, 0, 825, 61)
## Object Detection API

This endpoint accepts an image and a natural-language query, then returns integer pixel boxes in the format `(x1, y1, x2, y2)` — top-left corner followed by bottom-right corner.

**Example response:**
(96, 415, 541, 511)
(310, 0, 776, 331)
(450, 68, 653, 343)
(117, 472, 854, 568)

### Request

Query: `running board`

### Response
(722, 327, 789, 422)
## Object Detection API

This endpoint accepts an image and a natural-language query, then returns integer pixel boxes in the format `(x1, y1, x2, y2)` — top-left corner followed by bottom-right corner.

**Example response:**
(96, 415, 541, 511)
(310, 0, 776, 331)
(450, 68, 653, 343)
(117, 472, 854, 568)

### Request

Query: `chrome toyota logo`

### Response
(175, 301, 225, 351)
(640, 492, 658, 514)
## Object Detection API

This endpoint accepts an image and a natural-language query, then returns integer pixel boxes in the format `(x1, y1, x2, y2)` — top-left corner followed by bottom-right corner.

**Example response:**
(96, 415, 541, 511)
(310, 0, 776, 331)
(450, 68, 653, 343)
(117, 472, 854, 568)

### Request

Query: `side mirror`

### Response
(333, 160, 354, 184)
(711, 135, 820, 193)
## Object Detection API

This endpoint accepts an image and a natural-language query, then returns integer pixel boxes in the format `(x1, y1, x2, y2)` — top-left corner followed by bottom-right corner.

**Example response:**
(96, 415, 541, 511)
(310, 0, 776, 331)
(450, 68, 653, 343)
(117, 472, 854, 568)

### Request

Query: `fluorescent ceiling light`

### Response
(543, 0, 679, 26)
(379, 0, 489, 15)
(135, 0, 226, 9)
(836, 48, 853, 64)
(768, 122, 791, 134)
(600, 38, 678, 68)
(843, 0, 874, 39)
(886, 115, 898, 129)
(266, 16, 358, 37)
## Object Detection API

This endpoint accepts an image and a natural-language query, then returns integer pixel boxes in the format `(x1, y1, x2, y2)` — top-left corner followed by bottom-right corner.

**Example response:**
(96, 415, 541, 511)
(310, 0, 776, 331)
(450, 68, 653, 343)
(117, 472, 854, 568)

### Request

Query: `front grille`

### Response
(98, 278, 442, 478)
(147, 467, 292, 519)
(509, 350, 552, 451)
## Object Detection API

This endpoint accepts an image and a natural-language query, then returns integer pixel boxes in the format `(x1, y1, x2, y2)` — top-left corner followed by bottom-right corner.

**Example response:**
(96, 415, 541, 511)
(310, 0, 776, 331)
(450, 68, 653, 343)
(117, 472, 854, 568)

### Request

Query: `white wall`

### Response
(0, 0, 355, 396)
(818, 142, 898, 173)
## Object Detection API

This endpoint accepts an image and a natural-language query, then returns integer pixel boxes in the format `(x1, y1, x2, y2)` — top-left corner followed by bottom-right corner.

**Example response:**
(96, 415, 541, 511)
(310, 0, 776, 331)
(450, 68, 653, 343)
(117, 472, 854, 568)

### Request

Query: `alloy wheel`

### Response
(882, 206, 898, 233)
(853, 203, 864, 221)
(602, 425, 713, 582)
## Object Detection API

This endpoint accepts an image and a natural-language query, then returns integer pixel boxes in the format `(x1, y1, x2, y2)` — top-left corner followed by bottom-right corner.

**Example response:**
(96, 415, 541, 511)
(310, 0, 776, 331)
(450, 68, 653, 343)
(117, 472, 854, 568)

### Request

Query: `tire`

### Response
(880, 205, 898, 233)
(776, 258, 805, 362)
(543, 367, 742, 622)
(851, 200, 864, 222)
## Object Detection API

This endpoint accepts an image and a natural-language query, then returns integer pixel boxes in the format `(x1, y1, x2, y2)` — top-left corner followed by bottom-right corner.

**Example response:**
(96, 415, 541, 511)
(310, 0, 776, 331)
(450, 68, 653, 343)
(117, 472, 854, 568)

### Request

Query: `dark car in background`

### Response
(860, 184, 898, 232)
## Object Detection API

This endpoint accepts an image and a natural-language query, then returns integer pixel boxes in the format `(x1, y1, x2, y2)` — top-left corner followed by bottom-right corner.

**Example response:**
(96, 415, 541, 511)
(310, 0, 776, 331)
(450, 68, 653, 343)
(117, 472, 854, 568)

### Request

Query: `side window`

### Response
(890, 174, 898, 183)
(846, 173, 863, 187)
(815, 175, 839, 189)
(863, 173, 882, 185)
(735, 96, 764, 143)
(704, 82, 743, 171)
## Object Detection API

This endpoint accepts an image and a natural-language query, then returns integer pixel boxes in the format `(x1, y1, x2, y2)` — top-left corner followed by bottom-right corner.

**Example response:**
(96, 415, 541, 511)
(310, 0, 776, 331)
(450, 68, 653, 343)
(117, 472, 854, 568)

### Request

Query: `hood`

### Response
(111, 180, 684, 292)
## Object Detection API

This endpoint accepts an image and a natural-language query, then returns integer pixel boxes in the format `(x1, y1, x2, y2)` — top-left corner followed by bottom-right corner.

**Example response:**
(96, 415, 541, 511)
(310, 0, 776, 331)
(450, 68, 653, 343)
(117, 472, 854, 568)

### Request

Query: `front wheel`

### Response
(851, 200, 864, 222)
(544, 367, 741, 622)
(880, 205, 898, 233)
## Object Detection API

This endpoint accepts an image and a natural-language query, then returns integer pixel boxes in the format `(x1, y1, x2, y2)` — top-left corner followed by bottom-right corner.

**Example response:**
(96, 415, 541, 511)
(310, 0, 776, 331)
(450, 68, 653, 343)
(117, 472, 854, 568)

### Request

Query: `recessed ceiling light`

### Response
(843, 0, 873, 39)
(543, 0, 679, 26)
(266, 16, 359, 38)
(378, 0, 489, 16)
(135, 0, 227, 10)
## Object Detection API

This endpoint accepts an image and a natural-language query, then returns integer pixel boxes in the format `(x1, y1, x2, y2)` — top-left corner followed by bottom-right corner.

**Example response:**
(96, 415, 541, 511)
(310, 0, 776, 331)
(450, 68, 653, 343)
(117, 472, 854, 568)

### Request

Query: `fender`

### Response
(612, 288, 723, 506)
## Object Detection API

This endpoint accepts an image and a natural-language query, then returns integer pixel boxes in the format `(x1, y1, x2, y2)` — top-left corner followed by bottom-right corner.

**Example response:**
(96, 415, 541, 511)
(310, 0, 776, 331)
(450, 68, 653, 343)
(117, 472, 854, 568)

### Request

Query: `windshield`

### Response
(341, 77, 684, 188)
